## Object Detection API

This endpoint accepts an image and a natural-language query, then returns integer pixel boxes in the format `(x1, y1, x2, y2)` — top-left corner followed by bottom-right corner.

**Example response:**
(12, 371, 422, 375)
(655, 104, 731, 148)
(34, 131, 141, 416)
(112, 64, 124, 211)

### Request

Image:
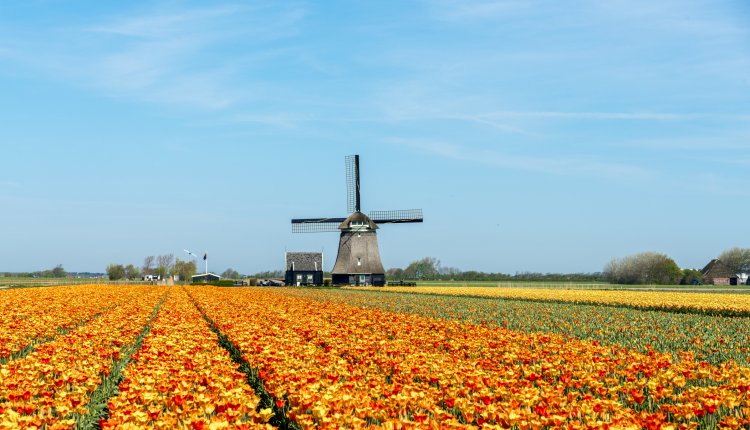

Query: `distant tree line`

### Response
(221, 268, 240, 279)
(386, 248, 750, 285)
(718, 247, 750, 274)
(253, 270, 284, 279)
(1, 265, 68, 278)
(603, 252, 683, 285)
(386, 257, 606, 282)
(106, 256, 280, 282)
(106, 254, 196, 281)
(101, 246, 750, 284)
(603, 247, 750, 285)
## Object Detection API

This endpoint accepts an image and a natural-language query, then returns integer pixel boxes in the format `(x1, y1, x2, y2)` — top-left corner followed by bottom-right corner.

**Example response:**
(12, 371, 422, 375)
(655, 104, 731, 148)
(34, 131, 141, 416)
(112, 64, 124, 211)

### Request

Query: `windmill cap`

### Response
(339, 211, 378, 230)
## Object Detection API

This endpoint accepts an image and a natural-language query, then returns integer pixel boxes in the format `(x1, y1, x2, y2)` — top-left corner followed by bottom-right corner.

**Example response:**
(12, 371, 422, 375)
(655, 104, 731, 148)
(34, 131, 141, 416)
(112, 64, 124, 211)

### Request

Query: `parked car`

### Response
(258, 279, 285, 286)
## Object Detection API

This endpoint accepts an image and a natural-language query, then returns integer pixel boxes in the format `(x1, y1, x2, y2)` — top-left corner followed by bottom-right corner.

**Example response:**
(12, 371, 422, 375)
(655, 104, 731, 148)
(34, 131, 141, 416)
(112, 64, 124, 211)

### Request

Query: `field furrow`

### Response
(190, 287, 750, 429)
(348, 286, 750, 315)
(0, 286, 164, 429)
(281, 288, 750, 366)
(103, 287, 274, 429)
(3, 284, 749, 429)
(0, 285, 128, 362)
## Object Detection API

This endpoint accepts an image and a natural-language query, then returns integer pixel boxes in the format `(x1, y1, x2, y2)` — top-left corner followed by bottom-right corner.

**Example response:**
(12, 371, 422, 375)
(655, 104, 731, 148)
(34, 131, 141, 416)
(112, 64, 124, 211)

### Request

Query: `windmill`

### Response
(291, 155, 423, 286)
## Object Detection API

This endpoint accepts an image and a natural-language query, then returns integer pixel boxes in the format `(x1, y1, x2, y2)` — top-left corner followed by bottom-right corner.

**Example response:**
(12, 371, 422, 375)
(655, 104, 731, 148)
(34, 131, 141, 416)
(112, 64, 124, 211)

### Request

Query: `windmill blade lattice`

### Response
(345, 155, 360, 213)
(291, 218, 346, 233)
(369, 209, 424, 224)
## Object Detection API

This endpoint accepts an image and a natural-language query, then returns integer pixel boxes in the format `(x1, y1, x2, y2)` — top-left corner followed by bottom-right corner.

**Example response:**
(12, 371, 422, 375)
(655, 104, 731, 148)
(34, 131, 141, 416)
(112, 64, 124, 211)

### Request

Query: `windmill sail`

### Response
(345, 154, 360, 214)
(369, 209, 423, 224)
(291, 217, 346, 233)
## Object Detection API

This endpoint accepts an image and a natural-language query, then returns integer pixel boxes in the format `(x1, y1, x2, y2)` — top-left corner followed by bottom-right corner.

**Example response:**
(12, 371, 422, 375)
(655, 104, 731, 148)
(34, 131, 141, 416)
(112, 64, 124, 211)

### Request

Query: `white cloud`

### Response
(425, 0, 535, 21)
(229, 113, 316, 128)
(475, 111, 750, 122)
(0, 180, 23, 190)
(593, 0, 750, 38)
(386, 137, 652, 179)
(614, 134, 750, 151)
(87, 5, 244, 38)
(702, 157, 750, 167)
(1, 3, 307, 110)
(687, 172, 750, 197)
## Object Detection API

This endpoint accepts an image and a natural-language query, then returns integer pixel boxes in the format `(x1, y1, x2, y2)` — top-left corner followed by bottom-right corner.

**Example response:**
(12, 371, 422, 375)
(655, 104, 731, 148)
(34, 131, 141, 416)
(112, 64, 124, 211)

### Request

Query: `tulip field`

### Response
(1, 285, 749, 429)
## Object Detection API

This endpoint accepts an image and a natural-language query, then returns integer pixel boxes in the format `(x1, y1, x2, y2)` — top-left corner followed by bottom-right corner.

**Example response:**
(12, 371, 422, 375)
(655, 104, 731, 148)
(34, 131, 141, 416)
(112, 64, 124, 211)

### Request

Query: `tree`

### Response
(106, 264, 125, 280)
(173, 258, 197, 281)
(155, 254, 175, 279)
(603, 252, 682, 285)
(254, 270, 284, 278)
(51, 264, 66, 278)
(386, 267, 405, 280)
(643, 254, 683, 285)
(680, 269, 704, 285)
(403, 257, 441, 280)
(124, 264, 141, 280)
(157, 254, 174, 271)
(439, 266, 461, 277)
(718, 247, 750, 274)
(143, 256, 155, 276)
(221, 268, 240, 279)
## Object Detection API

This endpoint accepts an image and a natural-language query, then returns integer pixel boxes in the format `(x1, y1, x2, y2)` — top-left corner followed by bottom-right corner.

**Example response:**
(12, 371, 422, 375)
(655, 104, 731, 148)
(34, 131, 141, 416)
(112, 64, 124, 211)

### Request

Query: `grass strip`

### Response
(73, 288, 171, 430)
(187, 290, 301, 430)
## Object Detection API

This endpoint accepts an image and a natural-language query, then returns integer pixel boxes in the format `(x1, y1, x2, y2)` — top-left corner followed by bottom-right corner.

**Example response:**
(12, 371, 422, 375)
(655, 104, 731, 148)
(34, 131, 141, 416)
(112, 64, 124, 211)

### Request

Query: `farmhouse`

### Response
(284, 252, 323, 286)
(191, 272, 221, 283)
(701, 259, 738, 286)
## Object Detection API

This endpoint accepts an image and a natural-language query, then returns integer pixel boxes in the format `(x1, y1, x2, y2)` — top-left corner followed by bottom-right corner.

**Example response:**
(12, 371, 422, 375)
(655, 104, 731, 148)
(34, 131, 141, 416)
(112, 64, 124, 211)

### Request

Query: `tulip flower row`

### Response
(189, 287, 750, 429)
(350, 286, 750, 315)
(0, 285, 128, 361)
(281, 287, 750, 367)
(103, 287, 275, 429)
(0, 286, 164, 429)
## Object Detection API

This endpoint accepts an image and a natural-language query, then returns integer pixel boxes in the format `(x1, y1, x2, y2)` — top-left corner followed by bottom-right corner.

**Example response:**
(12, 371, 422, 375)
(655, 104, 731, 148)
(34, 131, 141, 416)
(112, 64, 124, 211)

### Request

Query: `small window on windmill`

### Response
(357, 257, 361, 266)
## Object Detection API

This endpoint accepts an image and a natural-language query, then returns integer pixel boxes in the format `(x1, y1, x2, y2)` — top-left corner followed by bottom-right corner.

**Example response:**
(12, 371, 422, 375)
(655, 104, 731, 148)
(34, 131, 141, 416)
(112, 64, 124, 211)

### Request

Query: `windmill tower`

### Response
(291, 155, 423, 286)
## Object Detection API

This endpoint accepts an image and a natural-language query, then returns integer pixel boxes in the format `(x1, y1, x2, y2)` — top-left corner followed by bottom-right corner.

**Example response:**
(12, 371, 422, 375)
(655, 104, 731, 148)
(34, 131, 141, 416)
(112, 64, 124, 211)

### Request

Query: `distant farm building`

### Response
(191, 273, 221, 283)
(285, 252, 323, 286)
(701, 259, 738, 285)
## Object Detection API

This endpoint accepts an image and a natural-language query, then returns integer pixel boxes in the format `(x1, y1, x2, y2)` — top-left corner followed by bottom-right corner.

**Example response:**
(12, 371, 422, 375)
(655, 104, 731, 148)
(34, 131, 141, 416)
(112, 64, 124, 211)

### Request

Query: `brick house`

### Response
(701, 259, 736, 286)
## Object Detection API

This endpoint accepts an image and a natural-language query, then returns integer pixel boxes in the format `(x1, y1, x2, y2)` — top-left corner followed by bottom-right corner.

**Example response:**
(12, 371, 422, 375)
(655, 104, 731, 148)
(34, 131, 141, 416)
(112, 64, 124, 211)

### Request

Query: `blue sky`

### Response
(1, 0, 748, 275)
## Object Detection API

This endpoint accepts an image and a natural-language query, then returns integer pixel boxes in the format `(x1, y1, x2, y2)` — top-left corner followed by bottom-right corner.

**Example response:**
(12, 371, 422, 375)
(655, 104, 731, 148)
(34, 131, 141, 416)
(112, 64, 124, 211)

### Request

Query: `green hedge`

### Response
(192, 280, 236, 287)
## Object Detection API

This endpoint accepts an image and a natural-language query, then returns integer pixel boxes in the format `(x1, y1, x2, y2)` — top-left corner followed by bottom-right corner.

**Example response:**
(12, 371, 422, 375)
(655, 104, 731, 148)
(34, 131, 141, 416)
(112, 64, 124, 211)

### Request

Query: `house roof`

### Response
(701, 259, 735, 278)
(286, 252, 323, 272)
(191, 272, 221, 279)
